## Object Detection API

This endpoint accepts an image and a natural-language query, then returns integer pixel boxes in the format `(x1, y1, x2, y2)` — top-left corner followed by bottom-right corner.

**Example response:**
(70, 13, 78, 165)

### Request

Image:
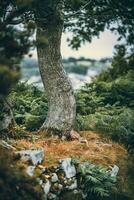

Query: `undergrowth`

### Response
(75, 46, 134, 153)
(9, 82, 48, 131)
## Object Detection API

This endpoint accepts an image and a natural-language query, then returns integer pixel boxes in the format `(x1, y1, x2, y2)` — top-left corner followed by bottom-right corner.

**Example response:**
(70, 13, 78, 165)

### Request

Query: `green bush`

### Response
(9, 82, 48, 131)
(75, 68, 134, 153)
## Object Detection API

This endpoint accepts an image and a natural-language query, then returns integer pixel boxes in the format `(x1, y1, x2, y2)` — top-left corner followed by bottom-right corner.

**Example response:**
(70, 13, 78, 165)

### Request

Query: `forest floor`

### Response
(10, 131, 127, 171)
(8, 130, 133, 195)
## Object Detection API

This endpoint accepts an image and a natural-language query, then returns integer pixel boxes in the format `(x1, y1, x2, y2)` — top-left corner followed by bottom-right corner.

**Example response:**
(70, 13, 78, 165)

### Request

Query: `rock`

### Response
(79, 138, 89, 147)
(51, 182, 60, 193)
(41, 174, 51, 182)
(66, 179, 77, 190)
(47, 193, 57, 200)
(56, 169, 65, 182)
(58, 184, 63, 190)
(45, 174, 51, 179)
(41, 167, 47, 174)
(37, 165, 46, 174)
(16, 149, 44, 165)
(51, 173, 59, 183)
(60, 158, 76, 178)
(38, 164, 45, 169)
(36, 178, 43, 185)
(70, 130, 80, 140)
(110, 165, 119, 177)
(26, 166, 35, 176)
(42, 180, 51, 194)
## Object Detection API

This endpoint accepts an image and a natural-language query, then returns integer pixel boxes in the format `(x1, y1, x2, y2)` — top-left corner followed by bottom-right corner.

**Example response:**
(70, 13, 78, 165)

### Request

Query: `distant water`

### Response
(21, 58, 110, 90)
(22, 68, 98, 90)
(68, 69, 98, 90)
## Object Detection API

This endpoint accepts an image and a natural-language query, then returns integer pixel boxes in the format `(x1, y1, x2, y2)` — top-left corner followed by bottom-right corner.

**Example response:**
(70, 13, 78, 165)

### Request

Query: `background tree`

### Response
(1, 0, 134, 137)
(0, 0, 34, 131)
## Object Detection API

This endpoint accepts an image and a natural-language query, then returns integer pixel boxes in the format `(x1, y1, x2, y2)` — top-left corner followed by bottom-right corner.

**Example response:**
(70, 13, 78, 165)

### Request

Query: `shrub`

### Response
(9, 82, 48, 131)
(75, 69, 134, 153)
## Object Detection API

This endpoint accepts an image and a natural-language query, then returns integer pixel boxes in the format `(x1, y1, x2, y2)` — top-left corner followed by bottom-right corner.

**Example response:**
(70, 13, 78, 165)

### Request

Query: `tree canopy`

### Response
(1, 0, 134, 49)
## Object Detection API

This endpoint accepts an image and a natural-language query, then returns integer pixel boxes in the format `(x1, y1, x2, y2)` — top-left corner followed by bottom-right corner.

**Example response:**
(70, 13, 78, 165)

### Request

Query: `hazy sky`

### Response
(61, 30, 118, 59)
(33, 30, 118, 59)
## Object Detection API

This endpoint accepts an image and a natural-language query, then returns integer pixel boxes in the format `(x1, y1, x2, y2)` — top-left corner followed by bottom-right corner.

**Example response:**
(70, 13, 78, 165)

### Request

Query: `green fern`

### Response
(75, 161, 117, 199)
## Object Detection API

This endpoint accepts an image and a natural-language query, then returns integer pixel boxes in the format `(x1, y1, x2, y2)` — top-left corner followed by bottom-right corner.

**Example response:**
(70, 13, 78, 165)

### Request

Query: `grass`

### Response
(11, 131, 127, 168)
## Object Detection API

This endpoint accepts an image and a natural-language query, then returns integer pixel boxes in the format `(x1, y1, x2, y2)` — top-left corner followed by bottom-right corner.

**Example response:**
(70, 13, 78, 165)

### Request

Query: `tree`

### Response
(0, 0, 35, 95)
(0, 0, 34, 131)
(1, 0, 134, 137)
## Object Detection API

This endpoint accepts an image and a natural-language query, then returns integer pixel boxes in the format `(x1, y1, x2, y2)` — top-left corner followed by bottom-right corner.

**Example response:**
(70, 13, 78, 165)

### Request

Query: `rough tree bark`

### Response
(36, 21, 76, 138)
(0, 96, 15, 132)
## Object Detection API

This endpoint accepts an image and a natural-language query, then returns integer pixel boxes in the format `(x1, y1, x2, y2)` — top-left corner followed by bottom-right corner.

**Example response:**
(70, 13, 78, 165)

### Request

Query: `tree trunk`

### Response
(0, 96, 15, 132)
(36, 23, 76, 138)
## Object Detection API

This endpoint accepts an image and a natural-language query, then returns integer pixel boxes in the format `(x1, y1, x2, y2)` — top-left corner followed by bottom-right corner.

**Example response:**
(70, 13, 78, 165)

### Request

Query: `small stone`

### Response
(66, 179, 77, 190)
(42, 167, 47, 173)
(57, 170, 65, 181)
(79, 138, 89, 147)
(49, 166, 58, 173)
(38, 164, 45, 169)
(42, 180, 51, 194)
(65, 178, 73, 186)
(60, 158, 76, 178)
(16, 149, 44, 166)
(47, 193, 57, 200)
(110, 165, 119, 177)
(36, 178, 43, 185)
(58, 184, 63, 190)
(21, 155, 30, 163)
(42, 174, 51, 181)
(26, 166, 35, 177)
(51, 173, 59, 183)
(45, 174, 51, 179)
(70, 130, 80, 140)
(51, 182, 59, 192)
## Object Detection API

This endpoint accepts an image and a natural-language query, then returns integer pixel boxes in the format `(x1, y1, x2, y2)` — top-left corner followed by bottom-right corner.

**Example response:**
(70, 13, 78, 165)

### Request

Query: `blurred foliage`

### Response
(64, 0, 134, 49)
(0, 65, 20, 96)
(0, 145, 44, 200)
(9, 82, 48, 131)
(0, 1, 35, 96)
(75, 45, 134, 153)
(98, 45, 134, 82)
